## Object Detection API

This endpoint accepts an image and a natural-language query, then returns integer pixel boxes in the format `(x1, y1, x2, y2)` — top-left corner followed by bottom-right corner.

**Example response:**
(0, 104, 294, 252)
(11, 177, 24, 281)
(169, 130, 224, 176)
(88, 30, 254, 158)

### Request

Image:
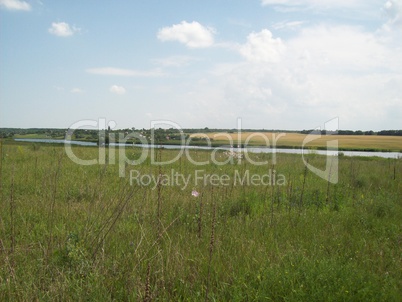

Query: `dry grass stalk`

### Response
(299, 160, 308, 209)
(91, 183, 137, 261)
(157, 148, 163, 237)
(0, 139, 3, 193)
(393, 159, 396, 181)
(326, 157, 335, 204)
(9, 165, 15, 258)
(287, 177, 293, 214)
(198, 192, 204, 239)
(143, 263, 151, 302)
(270, 164, 276, 225)
(134, 216, 180, 272)
(0, 238, 4, 254)
(205, 200, 217, 302)
(46, 152, 63, 261)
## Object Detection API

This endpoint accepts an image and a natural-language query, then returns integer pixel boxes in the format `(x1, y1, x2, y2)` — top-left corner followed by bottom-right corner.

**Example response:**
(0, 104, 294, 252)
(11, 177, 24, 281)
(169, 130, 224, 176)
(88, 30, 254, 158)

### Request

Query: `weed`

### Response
(0, 142, 400, 300)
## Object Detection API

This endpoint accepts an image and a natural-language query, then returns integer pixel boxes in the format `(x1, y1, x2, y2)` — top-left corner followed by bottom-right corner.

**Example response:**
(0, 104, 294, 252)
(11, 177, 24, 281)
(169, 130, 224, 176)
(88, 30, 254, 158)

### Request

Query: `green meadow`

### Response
(0, 141, 401, 301)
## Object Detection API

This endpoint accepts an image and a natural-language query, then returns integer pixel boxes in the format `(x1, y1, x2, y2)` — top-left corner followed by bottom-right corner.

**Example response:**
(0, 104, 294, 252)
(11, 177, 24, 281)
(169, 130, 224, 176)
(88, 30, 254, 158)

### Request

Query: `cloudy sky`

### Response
(1, 0, 401, 130)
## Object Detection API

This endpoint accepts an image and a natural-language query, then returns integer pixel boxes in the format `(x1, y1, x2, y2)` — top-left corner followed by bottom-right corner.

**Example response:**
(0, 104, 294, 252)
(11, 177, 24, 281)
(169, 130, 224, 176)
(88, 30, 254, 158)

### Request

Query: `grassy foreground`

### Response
(0, 141, 401, 301)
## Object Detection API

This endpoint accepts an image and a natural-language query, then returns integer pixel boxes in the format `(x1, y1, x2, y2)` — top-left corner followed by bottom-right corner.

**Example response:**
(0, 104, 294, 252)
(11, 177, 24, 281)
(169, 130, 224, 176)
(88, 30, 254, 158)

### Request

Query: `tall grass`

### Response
(0, 142, 401, 301)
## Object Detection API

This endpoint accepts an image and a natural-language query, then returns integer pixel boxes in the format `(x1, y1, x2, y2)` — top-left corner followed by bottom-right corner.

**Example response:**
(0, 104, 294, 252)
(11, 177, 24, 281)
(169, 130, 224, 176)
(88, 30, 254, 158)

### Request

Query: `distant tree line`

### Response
(300, 129, 402, 136)
(377, 130, 402, 136)
(0, 128, 67, 138)
(1, 127, 402, 139)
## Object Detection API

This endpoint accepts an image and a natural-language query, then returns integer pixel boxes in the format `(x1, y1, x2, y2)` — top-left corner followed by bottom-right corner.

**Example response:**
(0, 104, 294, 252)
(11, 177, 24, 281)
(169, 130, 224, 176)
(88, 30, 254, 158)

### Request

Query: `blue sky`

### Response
(1, 0, 401, 130)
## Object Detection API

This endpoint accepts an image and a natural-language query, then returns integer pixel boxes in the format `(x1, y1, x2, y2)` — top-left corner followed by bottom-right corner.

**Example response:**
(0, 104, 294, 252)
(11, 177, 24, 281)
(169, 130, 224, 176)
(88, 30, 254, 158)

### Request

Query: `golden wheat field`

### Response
(190, 132, 402, 151)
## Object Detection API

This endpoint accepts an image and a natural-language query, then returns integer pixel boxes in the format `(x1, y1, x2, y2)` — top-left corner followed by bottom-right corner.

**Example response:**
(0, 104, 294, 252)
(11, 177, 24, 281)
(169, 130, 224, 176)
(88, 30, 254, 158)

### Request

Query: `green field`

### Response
(13, 134, 59, 139)
(0, 141, 401, 301)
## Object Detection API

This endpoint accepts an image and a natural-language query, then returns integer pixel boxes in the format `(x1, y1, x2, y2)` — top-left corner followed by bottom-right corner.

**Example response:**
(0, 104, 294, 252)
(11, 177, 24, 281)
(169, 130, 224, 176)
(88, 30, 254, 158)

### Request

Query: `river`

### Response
(13, 138, 402, 159)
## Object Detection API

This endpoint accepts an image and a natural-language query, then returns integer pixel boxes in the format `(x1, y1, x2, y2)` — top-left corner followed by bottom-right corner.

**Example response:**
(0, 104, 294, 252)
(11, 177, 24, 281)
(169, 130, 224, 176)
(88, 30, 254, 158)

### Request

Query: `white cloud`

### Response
(86, 67, 164, 77)
(48, 22, 79, 37)
(71, 88, 84, 93)
(272, 20, 306, 30)
(239, 29, 285, 63)
(152, 56, 199, 67)
(261, 0, 367, 9)
(157, 21, 215, 48)
(110, 85, 126, 95)
(53, 86, 64, 91)
(260, 0, 384, 17)
(0, 0, 31, 11)
(290, 25, 395, 71)
(188, 22, 401, 130)
(382, 0, 402, 29)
